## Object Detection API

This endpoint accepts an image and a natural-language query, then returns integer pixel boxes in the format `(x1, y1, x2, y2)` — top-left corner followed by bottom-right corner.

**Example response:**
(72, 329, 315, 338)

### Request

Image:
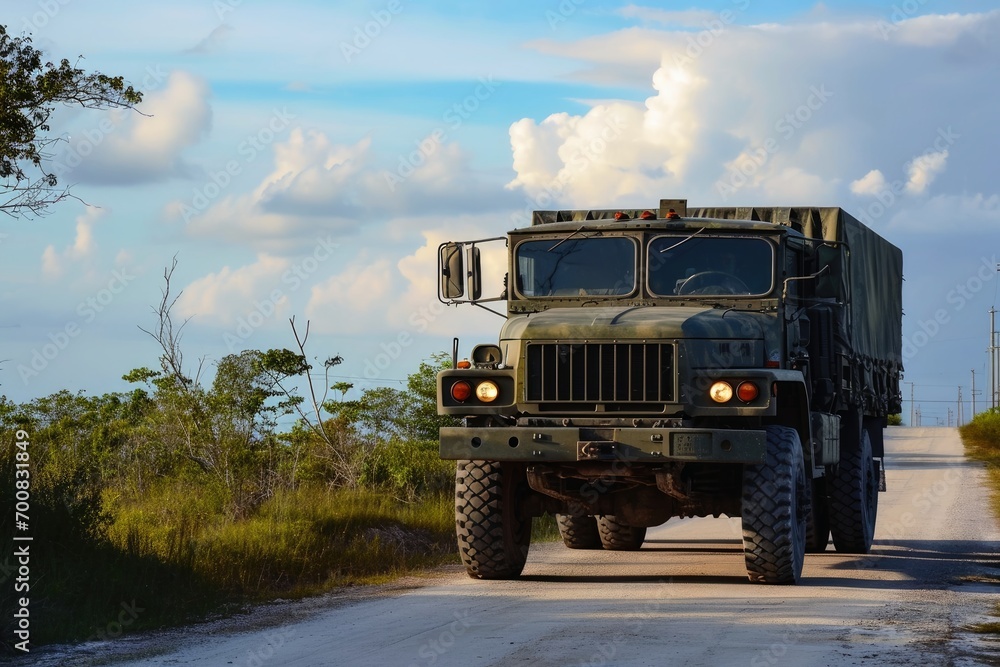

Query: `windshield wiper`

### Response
(548, 226, 585, 252)
(548, 226, 603, 251)
(658, 227, 705, 253)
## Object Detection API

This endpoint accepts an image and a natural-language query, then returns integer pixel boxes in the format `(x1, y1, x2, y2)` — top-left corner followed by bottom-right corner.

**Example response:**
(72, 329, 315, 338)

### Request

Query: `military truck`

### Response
(436, 199, 902, 584)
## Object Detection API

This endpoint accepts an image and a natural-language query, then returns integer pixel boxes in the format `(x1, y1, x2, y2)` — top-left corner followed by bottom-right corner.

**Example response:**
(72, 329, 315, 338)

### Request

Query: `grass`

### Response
(959, 409, 1000, 520)
(3, 482, 458, 649)
(5, 477, 562, 650)
(958, 409, 1000, 637)
(107, 483, 458, 599)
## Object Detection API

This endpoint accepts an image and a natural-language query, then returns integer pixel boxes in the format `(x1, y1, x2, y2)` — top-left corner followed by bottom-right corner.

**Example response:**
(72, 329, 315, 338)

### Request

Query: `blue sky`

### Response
(3, 1, 1000, 426)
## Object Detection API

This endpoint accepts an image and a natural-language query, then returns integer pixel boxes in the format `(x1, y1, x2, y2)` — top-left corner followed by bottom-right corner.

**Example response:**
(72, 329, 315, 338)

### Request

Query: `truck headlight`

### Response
(475, 380, 499, 403)
(709, 381, 733, 403)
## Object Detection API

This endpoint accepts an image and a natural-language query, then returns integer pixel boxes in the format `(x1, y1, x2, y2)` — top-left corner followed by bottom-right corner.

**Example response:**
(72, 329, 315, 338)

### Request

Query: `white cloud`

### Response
(509, 12, 1000, 212)
(41, 207, 103, 280)
(181, 127, 517, 249)
(851, 170, 888, 196)
(305, 256, 395, 334)
(61, 71, 212, 185)
(905, 150, 948, 195)
(175, 254, 291, 327)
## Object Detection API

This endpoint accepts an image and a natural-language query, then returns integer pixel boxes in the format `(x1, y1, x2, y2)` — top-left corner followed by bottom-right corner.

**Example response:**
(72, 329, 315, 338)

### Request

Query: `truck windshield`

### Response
(648, 235, 774, 297)
(516, 237, 636, 297)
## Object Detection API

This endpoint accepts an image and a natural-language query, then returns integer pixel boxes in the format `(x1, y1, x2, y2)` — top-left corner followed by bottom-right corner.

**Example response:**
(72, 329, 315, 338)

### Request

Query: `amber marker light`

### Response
(737, 381, 759, 403)
(450, 381, 472, 402)
(475, 381, 499, 403)
(709, 381, 733, 403)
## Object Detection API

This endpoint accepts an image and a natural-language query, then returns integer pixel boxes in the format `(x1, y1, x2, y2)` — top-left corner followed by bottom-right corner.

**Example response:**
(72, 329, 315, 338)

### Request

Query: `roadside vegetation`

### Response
(960, 408, 1000, 518)
(958, 407, 1000, 636)
(0, 345, 465, 648)
(0, 264, 516, 649)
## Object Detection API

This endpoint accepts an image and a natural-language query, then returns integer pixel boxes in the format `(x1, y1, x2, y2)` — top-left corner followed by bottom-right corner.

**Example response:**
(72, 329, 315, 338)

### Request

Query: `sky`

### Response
(3, 0, 1000, 426)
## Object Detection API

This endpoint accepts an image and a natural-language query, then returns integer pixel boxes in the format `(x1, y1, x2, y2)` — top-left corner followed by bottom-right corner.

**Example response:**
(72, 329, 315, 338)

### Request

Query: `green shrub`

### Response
(359, 439, 454, 500)
(961, 408, 1000, 458)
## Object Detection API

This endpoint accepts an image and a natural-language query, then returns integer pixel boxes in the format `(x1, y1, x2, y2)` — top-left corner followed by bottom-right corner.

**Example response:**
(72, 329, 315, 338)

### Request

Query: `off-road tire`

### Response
(741, 425, 808, 584)
(455, 460, 532, 579)
(556, 514, 602, 550)
(806, 477, 831, 553)
(597, 515, 646, 551)
(829, 427, 878, 554)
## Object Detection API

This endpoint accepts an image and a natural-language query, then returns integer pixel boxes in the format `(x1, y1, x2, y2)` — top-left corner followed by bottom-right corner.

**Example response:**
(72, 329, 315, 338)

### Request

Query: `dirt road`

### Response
(37, 427, 1000, 666)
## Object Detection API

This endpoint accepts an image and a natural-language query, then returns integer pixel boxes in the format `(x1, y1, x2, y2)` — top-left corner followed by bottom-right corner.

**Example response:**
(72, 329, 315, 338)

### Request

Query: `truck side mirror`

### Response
(440, 242, 465, 299)
(469, 246, 482, 300)
(815, 245, 841, 299)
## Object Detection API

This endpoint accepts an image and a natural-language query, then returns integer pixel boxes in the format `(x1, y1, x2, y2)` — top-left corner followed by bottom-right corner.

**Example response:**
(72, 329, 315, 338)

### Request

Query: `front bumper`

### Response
(440, 426, 766, 463)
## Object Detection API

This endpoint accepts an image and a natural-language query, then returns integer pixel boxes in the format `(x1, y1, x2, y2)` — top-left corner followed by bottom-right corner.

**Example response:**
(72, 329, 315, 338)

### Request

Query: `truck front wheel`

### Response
(741, 425, 808, 584)
(556, 514, 602, 549)
(455, 460, 532, 579)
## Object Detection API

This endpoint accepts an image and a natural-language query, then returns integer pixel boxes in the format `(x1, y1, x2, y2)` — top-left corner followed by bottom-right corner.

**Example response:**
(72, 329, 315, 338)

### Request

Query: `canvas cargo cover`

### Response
(690, 207, 903, 412)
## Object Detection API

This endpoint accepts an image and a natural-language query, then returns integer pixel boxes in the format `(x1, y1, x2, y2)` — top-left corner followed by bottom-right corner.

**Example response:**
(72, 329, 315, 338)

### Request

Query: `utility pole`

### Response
(992, 307, 998, 410)
(947, 407, 953, 427)
(972, 369, 978, 417)
(904, 381, 915, 426)
(957, 386, 963, 426)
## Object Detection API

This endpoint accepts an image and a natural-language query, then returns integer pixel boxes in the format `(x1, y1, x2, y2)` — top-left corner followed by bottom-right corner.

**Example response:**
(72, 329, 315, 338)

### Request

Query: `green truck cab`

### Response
(436, 199, 903, 584)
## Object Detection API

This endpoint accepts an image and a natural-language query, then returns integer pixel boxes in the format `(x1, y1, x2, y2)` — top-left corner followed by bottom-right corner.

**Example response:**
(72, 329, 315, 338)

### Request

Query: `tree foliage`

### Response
(0, 24, 143, 218)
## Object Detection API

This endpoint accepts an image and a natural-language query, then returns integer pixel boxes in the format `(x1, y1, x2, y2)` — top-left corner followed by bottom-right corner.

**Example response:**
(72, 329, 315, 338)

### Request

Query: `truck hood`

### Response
(500, 306, 768, 368)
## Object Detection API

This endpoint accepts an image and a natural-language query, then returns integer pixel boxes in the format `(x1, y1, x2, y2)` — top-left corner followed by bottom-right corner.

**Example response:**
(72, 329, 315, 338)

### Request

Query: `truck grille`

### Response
(525, 342, 675, 403)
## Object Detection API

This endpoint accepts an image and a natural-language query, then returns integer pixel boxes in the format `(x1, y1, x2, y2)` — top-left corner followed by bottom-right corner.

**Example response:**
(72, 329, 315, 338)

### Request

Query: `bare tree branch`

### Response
(137, 255, 192, 388)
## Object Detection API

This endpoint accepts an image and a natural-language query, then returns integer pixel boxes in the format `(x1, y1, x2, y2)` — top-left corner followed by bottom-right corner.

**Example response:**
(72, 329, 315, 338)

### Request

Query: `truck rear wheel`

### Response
(556, 514, 602, 549)
(597, 516, 646, 551)
(741, 425, 807, 584)
(806, 477, 831, 552)
(455, 460, 532, 579)
(829, 427, 878, 554)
